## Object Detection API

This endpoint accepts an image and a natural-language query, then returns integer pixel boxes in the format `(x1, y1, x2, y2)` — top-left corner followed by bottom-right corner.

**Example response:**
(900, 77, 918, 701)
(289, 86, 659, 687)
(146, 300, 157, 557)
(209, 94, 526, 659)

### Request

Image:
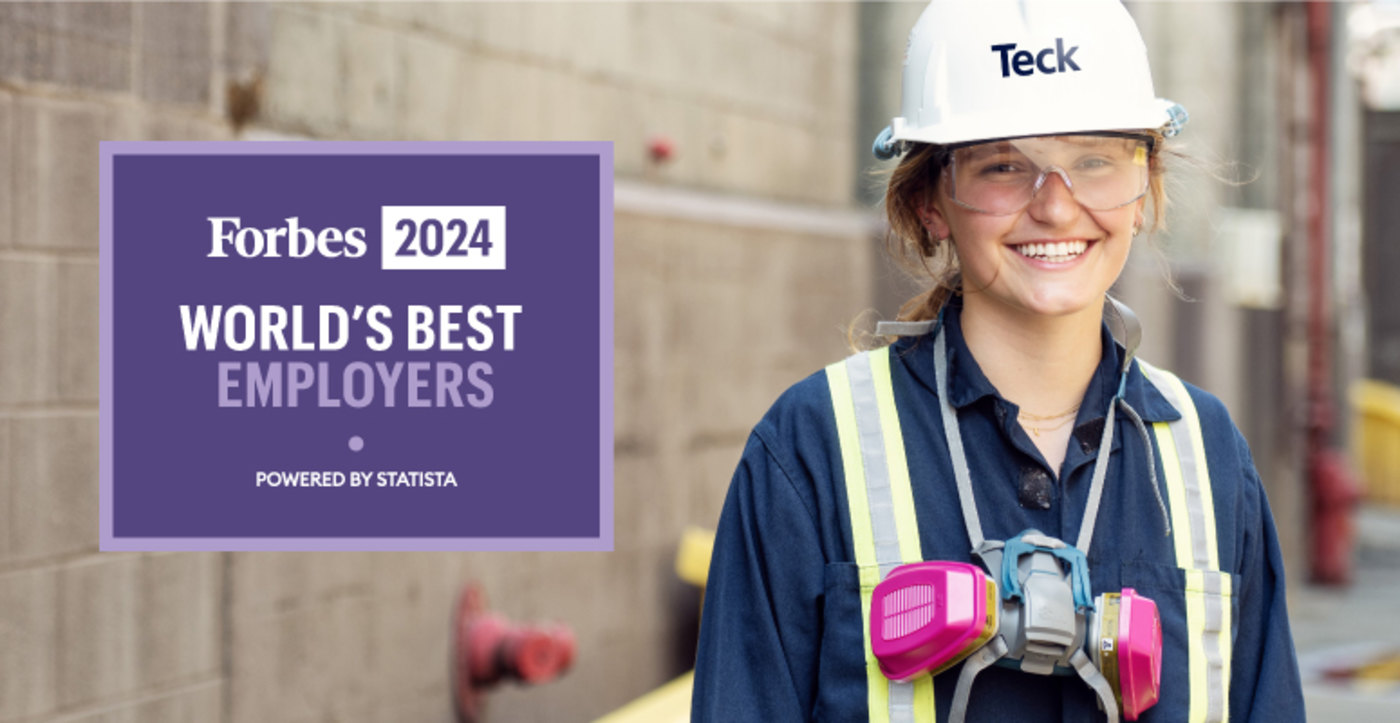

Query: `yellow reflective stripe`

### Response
(870, 348, 923, 565)
(833, 351, 935, 723)
(1183, 570, 1234, 722)
(861, 566, 890, 723)
(913, 675, 935, 719)
(1142, 362, 1231, 722)
(869, 349, 937, 723)
(832, 359, 891, 721)
(828, 361, 875, 570)
(834, 354, 935, 723)
(858, 564, 935, 723)
(1155, 371, 1220, 569)
(1152, 421, 1195, 566)
(1185, 569, 1209, 723)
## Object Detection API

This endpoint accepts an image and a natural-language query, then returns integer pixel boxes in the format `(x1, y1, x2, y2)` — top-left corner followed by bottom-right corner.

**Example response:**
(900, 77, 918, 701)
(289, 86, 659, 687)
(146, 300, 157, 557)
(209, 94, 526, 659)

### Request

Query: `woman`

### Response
(691, 1, 1304, 721)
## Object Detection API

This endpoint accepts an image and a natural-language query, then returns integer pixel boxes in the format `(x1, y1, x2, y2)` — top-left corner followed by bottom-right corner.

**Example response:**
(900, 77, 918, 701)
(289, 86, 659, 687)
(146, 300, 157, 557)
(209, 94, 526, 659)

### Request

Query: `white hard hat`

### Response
(874, 0, 1188, 158)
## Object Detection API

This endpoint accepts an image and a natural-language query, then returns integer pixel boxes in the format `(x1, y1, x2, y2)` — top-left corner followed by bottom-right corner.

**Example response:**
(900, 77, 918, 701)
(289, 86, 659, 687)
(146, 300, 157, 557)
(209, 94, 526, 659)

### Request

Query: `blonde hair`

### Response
(882, 132, 1171, 324)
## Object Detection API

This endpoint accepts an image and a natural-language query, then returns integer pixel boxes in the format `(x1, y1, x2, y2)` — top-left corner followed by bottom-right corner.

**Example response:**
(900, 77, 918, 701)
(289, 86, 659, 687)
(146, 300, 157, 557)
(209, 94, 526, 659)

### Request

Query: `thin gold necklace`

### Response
(1018, 403, 1080, 422)
(1020, 414, 1078, 438)
(1017, 403, 1080, 438)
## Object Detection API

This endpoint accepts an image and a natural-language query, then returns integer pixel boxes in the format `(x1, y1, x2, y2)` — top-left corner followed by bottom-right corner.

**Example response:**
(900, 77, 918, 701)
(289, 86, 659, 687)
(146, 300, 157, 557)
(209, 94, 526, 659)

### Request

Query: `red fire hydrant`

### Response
(453, 584, 576, 723)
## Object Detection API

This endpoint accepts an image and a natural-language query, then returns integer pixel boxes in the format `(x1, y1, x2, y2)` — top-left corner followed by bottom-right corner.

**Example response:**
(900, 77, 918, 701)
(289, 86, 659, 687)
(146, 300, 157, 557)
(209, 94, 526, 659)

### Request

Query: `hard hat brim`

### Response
(891, 98, 1176, 147)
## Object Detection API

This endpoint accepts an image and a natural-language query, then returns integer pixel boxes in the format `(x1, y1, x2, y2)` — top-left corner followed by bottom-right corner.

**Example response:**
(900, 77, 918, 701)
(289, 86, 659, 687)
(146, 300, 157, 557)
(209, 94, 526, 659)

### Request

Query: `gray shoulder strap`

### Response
(876, 320, 935, 337)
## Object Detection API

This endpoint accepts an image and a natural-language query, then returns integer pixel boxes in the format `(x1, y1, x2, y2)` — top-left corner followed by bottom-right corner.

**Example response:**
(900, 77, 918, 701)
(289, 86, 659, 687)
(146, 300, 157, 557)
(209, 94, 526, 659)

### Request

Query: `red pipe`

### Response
(453, 584, 576, 723)
(1304, 1, 1358, 585)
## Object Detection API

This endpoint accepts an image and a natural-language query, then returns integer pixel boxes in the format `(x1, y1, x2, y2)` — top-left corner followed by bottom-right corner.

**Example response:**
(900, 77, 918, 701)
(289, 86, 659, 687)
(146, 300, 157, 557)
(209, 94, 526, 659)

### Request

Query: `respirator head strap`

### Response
(1071, 648, 1122, 723)
(947, 635, 1010, 723)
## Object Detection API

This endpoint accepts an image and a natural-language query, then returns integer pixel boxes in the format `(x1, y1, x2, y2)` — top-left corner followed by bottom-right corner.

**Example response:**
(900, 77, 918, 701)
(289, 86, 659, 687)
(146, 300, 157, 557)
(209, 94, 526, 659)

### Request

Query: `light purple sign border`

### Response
(99, 141, 615, 552)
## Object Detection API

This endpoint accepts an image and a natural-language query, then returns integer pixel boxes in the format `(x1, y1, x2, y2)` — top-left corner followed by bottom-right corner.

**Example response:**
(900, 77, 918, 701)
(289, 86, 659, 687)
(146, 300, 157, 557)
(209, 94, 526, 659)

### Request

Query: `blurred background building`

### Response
(0, 1, 1398, 721)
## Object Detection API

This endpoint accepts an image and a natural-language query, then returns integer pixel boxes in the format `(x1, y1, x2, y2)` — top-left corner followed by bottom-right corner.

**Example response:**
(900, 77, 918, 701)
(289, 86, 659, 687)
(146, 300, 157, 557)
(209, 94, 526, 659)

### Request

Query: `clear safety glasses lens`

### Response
(946, 134, 1152, 215)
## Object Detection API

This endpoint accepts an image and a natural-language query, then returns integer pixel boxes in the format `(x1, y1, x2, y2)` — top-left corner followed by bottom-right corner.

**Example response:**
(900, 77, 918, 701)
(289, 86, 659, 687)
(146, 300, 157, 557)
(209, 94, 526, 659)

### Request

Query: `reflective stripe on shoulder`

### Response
(1138, 360, 1232, 723)
(826, 346, 934, 723)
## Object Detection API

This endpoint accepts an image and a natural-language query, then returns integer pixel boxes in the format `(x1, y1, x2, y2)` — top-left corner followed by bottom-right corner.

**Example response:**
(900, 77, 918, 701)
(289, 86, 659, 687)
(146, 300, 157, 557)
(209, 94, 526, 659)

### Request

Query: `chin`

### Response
(1016, 291, 1105, 318)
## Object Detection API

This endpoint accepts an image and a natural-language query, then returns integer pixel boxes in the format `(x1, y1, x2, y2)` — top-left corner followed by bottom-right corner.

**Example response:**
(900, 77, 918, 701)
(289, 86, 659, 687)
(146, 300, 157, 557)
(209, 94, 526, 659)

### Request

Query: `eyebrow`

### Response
(958, 143, 1022, 162)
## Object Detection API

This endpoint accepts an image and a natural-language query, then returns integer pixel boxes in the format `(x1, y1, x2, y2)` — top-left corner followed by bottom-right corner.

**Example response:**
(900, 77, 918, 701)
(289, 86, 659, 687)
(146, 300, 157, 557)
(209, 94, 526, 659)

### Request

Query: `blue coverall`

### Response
(692, 300, 1304, 722)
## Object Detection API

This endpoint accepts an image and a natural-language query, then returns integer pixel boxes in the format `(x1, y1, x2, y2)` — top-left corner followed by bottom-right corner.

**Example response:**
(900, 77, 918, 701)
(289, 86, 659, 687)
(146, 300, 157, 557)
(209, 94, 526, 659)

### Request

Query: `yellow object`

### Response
(1351, 379, 1400, 505)
(1140, 361, 1231, 723)
(826, 348, 937, 723)
(593, 672, 694, 723)
(1354, 652, 1400, 688)
(595, 531, 715, 723)
(675, 526, 715, 587)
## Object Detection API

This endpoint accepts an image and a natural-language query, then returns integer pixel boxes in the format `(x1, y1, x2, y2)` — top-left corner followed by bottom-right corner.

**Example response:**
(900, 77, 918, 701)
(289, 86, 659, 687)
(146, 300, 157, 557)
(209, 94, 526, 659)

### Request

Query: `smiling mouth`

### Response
(1012, 240, 1089, 263)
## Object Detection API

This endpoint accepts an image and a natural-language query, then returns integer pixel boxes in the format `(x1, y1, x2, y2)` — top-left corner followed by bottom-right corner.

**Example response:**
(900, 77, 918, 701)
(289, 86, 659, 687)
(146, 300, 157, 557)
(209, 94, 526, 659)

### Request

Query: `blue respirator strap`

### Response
(1000, 532, 1095, 613)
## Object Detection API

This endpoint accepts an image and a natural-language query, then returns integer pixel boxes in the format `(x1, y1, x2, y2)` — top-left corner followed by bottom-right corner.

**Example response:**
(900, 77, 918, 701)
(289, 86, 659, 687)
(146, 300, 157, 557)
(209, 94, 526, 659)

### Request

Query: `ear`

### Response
(918, 193, 952, 242)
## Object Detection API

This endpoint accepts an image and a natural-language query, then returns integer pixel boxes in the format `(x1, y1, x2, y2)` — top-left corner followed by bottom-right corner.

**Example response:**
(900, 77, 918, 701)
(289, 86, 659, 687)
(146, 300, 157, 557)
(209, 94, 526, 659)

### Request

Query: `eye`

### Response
(974, 158, 1032, 178)
(1074, 156, 1117, 172)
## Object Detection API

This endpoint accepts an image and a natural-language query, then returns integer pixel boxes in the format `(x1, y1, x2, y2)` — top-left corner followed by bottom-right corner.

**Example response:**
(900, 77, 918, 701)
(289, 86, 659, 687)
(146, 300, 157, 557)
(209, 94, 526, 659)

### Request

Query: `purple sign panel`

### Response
(100, 142, 614, 551)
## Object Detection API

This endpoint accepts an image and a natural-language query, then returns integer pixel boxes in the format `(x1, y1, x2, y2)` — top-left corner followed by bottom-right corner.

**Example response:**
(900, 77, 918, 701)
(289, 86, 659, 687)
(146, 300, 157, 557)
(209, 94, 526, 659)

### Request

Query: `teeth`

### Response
(1015, 240, 1087, 261)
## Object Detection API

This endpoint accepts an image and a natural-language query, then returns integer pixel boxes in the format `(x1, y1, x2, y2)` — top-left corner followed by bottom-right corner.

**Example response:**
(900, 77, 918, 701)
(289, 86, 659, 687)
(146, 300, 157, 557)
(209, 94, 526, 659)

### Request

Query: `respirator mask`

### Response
(870, 535, 1162, 721)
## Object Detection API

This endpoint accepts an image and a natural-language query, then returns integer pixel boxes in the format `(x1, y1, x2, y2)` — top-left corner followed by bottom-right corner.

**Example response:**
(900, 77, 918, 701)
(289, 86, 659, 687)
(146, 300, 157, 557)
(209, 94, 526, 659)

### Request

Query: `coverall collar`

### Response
(897, 296, 1182, 424)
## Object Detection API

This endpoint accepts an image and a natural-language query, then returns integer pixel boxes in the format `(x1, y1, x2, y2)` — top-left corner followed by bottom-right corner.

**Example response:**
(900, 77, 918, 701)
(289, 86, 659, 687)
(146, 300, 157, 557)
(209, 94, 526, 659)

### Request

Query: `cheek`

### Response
(949, 217, 1009, 257)
(947, 223, 1009, 284)
(1096, 208, 1139, 237)
(1087, 212, 1138, 263)
(1095, 215, 1136, 274)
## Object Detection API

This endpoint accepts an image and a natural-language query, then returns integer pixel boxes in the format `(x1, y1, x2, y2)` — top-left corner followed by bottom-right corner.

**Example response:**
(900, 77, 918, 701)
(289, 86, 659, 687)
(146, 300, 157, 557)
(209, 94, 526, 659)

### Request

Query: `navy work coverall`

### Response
(692, 302, 1305, 722)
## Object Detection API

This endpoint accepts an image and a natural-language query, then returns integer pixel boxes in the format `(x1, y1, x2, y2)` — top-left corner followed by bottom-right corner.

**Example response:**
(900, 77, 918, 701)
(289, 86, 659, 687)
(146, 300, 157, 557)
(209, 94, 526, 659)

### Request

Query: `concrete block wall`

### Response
(0, 3, 877, 722)
(1, 3, 238, 721)
(244, 2, 858, 206)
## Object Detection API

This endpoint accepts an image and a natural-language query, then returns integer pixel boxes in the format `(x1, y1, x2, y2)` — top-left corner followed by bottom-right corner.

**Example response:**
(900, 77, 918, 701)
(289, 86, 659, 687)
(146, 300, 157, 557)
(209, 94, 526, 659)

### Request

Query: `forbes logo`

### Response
(990, 38, 1081, 77)
(206, 217, 368, 259)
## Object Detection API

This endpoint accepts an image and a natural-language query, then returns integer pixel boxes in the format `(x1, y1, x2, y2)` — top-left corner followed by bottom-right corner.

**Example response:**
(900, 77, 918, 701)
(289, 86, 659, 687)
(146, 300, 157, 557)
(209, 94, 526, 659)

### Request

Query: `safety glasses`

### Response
(940, 132, 1154, 215)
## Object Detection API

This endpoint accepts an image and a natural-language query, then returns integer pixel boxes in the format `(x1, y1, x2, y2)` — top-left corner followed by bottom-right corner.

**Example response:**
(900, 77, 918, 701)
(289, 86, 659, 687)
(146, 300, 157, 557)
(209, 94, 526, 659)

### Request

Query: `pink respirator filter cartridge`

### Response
(870, 561, 999, 682)
(1096, 587, 1163, 720)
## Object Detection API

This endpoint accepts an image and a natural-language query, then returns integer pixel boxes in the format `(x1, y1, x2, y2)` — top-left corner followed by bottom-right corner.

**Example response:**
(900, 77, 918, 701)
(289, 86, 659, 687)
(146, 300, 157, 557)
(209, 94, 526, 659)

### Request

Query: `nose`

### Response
(1026, 167, 1079, 225)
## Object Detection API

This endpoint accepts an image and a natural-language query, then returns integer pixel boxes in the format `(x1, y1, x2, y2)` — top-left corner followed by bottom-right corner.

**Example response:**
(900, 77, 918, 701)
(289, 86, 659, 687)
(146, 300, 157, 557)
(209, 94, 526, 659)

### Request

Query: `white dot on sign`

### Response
(349, 436, 364, 452)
